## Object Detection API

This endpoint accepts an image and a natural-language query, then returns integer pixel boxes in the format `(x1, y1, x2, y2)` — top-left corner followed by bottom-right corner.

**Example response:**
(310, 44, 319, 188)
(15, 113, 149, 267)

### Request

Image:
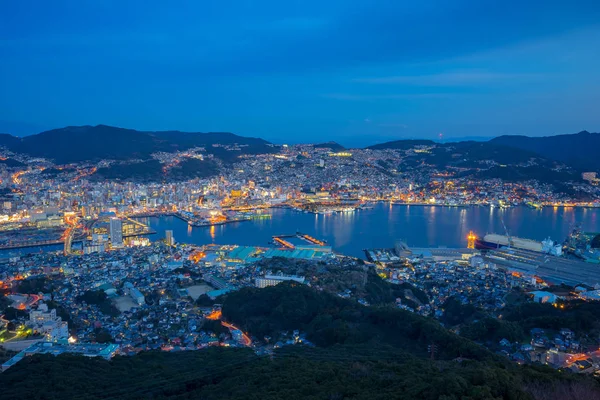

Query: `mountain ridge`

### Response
(1, 125, 598, 173)
(490, 130, 600, 171)
(313, 141, 346, 151)
(366, 131, 599, 172)
(366, 139, 436, 150)
(0, 124, 274, 164)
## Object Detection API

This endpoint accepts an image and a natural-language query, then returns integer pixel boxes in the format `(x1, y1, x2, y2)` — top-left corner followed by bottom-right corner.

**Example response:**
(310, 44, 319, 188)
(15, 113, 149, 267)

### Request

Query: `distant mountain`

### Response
(396, 141, 551, 168)
(0, 125, 274, 164)
(0, 133, 22, 149)
(366, 139, 435, 150)
(313, 141, 345, 151)
(442, 136, 493, 142)
(388, 140, 579, 184)
(490, 131, 600, 171)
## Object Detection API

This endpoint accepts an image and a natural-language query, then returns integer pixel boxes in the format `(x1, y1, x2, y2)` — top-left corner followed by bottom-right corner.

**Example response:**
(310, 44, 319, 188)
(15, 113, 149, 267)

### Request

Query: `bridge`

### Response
(62, 214, 79, 256)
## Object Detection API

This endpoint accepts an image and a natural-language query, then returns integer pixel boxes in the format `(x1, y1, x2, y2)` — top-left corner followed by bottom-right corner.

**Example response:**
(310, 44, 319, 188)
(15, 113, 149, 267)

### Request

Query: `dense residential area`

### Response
(0, 128, 599, 398)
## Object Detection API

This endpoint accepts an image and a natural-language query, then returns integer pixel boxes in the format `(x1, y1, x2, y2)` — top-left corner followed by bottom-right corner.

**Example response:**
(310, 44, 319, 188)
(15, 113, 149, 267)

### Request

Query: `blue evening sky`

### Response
(1, 1, 599, 146)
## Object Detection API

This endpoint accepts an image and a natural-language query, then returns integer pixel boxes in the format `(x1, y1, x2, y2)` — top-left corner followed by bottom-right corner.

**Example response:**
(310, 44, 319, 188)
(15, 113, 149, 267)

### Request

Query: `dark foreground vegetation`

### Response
(1, 283, 599, 399)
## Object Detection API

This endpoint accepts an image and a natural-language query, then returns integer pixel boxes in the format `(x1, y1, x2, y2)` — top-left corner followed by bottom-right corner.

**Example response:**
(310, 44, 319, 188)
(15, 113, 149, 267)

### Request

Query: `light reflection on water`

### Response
(4, 204, 600, 259)
(140, 204, 600, 258)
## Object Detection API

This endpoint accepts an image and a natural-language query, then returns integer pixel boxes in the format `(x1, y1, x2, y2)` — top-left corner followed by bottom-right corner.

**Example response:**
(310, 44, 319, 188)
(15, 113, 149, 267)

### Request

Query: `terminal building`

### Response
(255, 274, 306, 288)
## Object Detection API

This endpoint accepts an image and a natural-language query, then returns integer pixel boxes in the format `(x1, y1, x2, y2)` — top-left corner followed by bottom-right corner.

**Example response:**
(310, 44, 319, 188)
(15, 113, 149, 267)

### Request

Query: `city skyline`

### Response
(4, 3, 600, 396)
(2, 1, 600, 146)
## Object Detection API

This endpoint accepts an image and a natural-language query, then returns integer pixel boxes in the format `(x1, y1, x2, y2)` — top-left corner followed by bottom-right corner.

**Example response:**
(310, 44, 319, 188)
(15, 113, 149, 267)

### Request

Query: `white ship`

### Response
(476, 233, 562, 256)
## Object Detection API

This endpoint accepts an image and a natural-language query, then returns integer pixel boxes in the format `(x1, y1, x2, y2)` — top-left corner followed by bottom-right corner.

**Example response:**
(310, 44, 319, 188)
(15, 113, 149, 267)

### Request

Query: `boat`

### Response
(474, 238, 503, 250)
(475, 233, 544, 252)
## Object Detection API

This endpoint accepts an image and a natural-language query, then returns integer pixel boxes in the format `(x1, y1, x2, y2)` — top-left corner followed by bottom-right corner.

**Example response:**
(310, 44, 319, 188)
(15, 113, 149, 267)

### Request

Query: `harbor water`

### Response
(4, 204, 600, 259)
(139, 204, 600, 258)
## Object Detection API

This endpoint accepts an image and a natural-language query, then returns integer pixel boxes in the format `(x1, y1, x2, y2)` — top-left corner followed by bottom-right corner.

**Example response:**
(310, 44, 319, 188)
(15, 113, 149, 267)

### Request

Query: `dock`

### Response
(366, 245, 477, 263)
(129, 211, 251, 227)
(483, 248, 600, 287)
(272, 232, 328, 249)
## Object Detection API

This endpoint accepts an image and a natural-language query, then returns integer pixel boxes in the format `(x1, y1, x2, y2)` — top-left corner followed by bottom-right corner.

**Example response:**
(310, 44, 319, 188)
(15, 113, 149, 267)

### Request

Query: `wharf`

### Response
(0, 239, 66, 250)
(129, 212, 250, 227)
(483, 248, 600, 287)
(172, 211, 251, 227)
(0, 229, 157, 250)
(391, 202, 471, 207)
(272, 232, 328, 249)
(366, 245, 477, 263)
(128, 212, 177, 218)
(189, 218, 250, 227)
(409, 247, 477, 260)
(123, 229, 156, 238)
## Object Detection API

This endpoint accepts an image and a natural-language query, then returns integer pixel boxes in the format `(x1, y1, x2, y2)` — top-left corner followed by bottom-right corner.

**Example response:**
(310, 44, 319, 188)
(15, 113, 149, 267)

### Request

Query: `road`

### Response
(221, 321, 252, 347)
(62, 215, 79, 255)
(204, 310, 252, 346)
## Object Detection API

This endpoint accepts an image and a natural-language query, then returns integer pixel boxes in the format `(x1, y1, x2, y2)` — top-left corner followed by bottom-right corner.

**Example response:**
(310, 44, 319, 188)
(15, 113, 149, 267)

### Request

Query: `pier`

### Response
(272, 232, 328, 249)
(483, 248, 600, 287)
(129, 211, 251, 227)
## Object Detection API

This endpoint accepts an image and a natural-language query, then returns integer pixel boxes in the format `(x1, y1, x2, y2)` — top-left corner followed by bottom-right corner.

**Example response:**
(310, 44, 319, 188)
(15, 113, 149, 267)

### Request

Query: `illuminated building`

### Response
(165, 230, 175, 246)
(255, 274, 305, 288)
(109, 217, 124, 248)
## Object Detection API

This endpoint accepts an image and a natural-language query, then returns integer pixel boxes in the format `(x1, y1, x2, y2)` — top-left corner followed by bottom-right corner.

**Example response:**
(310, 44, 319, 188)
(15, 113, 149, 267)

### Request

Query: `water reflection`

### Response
(458, 209, 468, 244)
(97, 204, 600, 259)
(332, 211, 354, 247)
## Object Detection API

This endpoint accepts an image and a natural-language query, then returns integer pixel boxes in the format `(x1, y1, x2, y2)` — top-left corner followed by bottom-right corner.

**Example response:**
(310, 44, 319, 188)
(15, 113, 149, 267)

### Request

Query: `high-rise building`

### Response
(165, 230, 174, 246)
(109, 218, 123, 248)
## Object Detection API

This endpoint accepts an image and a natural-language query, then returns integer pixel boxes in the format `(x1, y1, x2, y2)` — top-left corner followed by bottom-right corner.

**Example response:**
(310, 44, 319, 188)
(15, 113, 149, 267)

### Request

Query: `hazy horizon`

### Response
(1, 122, 598, 148)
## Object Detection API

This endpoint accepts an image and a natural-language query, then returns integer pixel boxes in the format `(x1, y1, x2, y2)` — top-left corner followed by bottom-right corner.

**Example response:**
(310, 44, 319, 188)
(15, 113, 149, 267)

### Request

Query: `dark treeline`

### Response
(222, 282, 488, 360)
(1, 283, 599, 399)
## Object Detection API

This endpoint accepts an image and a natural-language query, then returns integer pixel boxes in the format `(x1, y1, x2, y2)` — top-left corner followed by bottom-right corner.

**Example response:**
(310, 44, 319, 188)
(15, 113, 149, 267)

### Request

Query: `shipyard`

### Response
(365, 228, 600, 289)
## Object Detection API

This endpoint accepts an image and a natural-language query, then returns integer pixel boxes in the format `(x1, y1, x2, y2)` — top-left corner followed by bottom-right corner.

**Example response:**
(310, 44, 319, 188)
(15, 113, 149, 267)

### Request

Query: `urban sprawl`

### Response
(2, 142, 600, 375)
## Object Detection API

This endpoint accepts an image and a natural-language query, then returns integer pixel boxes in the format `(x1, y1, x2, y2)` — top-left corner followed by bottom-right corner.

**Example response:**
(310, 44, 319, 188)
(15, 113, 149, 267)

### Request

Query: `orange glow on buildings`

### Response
(206, 310, 222, 320)
(189, 250, 206, 263)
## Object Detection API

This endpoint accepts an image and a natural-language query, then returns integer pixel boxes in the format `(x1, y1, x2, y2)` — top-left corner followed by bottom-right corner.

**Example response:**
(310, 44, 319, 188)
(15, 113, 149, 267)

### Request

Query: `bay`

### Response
(140, 203, 600, 258)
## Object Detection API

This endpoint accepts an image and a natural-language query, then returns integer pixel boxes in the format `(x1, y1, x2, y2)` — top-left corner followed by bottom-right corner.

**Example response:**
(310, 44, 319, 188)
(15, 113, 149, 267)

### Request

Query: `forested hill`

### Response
(490, 131, 600, 171)
(1, 283, 598, 399)
(365, 131, 600, 172)
(313, 141, 346, 151)
(221, 282, 490, 360)
(366, 139, 435, 150)
(0, 125, 275, 164)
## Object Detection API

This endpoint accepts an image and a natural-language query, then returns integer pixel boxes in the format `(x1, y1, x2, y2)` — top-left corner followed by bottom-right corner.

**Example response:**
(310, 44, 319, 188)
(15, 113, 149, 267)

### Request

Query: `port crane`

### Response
(500, 216, 513, 251)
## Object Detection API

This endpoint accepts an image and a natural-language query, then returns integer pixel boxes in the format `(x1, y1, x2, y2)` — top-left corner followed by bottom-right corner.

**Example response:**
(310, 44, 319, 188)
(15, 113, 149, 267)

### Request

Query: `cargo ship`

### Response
(474, 233, 562, 256)
(475, 233, 543, 252)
